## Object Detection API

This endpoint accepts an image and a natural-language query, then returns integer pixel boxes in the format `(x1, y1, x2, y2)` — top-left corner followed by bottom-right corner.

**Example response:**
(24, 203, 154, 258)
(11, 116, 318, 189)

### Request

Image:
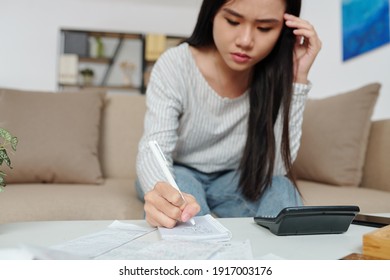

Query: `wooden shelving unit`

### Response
(58, 29, 186, 94)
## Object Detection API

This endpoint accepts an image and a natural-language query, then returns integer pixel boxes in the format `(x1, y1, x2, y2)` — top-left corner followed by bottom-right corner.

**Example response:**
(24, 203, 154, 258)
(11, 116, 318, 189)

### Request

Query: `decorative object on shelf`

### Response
(95, 36, 105, 58)
(145, 33, 167, 61)
(143, 64, 153, 88)
(63, 31, 89, 57)
(80, 68, 94, 85)
(58, 54, 79, 85)
(120, 61, 136, 86)
(0, 128, 18, 191)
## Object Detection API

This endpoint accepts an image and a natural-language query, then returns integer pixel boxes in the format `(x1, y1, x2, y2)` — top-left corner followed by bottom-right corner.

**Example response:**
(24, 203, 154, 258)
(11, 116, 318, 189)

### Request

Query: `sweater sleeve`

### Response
(136, 53, 184, 194)
(273, 82, 312, 175)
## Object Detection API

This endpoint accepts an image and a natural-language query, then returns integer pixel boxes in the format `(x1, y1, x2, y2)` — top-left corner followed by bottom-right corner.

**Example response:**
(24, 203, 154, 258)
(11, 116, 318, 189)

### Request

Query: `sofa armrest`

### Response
(360, 119, 390, 192)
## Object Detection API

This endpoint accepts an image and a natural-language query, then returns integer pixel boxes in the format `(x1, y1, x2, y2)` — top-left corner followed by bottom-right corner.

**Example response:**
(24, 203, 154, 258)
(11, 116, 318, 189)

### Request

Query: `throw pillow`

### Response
(0, 88, 105, 184)
(292, 83, 380, 186)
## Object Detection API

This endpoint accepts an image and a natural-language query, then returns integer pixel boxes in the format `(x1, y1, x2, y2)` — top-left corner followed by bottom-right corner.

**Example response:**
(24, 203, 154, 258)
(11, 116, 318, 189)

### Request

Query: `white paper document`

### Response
(96, 240, 224, 260)
(158, 214, 232, 242)
(210, 239, 253, 260)
(52, 221, 155, 259)
(96, 239, 253, 260)
(3, 219, 252, 260)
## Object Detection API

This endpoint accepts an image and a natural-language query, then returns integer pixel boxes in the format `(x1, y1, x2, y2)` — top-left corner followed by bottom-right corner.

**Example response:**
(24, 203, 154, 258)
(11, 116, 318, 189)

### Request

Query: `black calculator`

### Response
(254, 205, 360, 236)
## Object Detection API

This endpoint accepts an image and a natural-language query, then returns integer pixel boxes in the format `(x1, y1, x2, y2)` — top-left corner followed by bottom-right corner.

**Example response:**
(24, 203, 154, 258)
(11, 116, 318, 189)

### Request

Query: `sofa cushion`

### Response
(361, 120, 390, 192)
(293, 83, 380, 187)
(298, 180, 390, 214)
(0, 88, 105, 184)
(0, 178, 144, 223)
(100, 93, 146, 179)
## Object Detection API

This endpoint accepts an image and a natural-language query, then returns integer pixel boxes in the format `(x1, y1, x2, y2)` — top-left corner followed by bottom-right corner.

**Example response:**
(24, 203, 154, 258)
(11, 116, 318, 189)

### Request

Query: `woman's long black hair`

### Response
(185, 0, 302, 201)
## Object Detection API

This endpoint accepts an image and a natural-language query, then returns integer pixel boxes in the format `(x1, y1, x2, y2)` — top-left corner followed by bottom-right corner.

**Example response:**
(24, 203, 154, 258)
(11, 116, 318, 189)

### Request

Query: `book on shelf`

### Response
(58, 54, 78, 85)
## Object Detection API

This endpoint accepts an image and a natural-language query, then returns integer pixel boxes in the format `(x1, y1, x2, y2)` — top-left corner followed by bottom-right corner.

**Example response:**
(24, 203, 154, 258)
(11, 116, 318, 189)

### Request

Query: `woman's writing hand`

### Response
(144, 181, 200, 228)
(284, 13, 322, 84)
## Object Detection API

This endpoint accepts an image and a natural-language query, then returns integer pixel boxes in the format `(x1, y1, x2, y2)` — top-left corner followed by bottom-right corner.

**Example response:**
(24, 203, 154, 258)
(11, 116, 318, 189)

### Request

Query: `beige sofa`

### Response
(0, 84, 389, 224)
(0, 90, 146, 223)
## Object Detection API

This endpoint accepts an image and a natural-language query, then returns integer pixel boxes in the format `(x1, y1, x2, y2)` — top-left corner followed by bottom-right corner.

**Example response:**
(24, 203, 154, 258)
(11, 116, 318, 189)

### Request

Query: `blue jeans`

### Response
(136, 164, 303, 218)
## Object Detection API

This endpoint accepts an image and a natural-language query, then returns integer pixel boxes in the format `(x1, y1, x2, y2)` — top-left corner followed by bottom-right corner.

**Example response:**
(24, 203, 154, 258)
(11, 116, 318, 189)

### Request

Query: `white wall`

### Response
(0, 0, 203, 90)
(1, 0, 389, 119)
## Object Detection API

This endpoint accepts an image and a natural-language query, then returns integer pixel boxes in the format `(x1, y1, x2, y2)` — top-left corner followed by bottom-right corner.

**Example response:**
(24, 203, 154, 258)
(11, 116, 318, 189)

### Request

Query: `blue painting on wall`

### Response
(342, 0, 390, 61)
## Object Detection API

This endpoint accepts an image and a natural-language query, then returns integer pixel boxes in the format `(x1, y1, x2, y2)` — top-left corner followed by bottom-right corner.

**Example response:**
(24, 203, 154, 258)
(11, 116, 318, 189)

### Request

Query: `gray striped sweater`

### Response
(136, 43, 311, 193)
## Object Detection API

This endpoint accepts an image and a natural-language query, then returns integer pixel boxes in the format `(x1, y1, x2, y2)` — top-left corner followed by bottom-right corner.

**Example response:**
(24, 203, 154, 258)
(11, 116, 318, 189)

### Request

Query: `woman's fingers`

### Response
(284, 13, 322, 83)
(144, 202, 178, 228)
(181, 193, 201, 222)
(284, 13, 322, 53)
(144, 182, 200, 228)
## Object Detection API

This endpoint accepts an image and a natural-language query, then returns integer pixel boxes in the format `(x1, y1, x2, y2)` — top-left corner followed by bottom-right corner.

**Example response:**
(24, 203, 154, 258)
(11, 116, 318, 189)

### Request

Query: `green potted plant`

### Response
(0, 128, 18, 191)
(80, 68, 94, 85)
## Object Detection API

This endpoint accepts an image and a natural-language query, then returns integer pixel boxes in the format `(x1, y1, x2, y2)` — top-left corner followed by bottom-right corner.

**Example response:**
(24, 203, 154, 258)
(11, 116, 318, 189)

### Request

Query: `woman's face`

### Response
(213, 0, 286, 72)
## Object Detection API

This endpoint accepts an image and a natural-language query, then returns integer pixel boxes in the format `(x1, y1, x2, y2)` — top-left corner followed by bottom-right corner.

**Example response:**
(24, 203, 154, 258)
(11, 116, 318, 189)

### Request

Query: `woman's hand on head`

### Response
(284, 13, 322, 84)
(143, 181, 200, 228)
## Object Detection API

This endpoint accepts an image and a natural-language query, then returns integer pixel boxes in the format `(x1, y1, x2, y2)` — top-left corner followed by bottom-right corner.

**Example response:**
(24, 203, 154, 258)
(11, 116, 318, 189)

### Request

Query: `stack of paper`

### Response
(52, 221, 155, 259)
(158, 214, 232, 242)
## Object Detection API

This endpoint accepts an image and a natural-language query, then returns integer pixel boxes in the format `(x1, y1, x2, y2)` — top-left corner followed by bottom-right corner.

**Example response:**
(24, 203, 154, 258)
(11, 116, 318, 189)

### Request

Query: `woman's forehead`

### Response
(221, 0, 286, 18)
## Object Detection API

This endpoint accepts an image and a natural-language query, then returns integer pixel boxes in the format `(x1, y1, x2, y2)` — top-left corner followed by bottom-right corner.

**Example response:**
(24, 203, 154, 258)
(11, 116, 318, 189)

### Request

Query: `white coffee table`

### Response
(0, 217, 382, 260)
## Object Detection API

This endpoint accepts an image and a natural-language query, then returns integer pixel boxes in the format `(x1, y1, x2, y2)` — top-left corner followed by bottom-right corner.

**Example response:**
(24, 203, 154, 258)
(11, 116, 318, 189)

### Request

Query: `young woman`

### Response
(136, 0, 321, 228)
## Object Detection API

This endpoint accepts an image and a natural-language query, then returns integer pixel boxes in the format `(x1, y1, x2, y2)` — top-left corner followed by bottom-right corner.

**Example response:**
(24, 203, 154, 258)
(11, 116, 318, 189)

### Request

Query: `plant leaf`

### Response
(0, 174, 5, 189)
(0, 148, 4, 166)
(0, 128, 12, 142)
(0, 149, 11, 167)
(1, 168, 7, 189)
(11, 136, 18, 151)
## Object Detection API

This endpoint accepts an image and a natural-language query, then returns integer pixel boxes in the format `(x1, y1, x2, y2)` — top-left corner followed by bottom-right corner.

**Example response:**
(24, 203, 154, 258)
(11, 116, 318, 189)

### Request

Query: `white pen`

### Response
(148, 140, 196, 226)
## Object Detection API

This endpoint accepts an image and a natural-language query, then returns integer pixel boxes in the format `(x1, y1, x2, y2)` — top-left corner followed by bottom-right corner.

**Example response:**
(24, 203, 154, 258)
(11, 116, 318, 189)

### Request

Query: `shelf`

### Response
(87, 31, 142, 40)
(58, 28, 186, 94)
(59, 83, 141, 91)
(79, 57, 112, 64)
